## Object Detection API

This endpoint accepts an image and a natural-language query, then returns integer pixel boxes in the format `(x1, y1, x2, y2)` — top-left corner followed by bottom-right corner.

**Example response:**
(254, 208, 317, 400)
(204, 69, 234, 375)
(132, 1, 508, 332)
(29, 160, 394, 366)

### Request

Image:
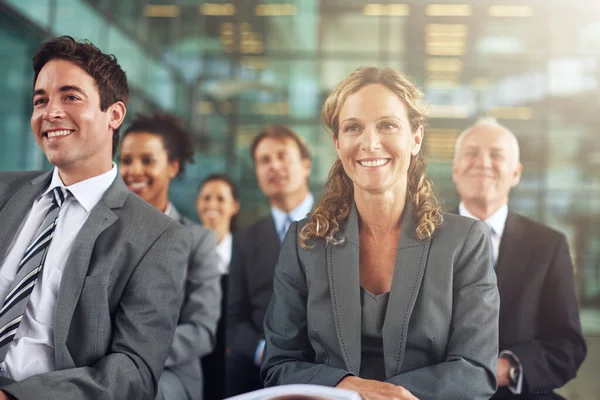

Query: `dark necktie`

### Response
(0, 187, 69, 361)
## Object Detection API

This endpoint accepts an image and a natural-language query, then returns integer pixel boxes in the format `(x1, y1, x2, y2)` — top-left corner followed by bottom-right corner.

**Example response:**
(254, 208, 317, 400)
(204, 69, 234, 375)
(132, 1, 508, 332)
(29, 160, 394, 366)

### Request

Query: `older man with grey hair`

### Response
(452, 117, 586, 400)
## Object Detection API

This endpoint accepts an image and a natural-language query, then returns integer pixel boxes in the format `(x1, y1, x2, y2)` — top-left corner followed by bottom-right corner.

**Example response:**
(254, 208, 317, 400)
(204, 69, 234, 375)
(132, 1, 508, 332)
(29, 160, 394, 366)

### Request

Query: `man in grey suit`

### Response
(0, 36, 190, 400)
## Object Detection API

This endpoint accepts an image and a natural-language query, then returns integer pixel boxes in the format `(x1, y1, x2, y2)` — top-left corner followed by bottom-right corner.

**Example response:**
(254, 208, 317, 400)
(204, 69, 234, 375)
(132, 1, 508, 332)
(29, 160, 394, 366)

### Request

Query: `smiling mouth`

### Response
(203, 210, 221, 218)
(358, 159, 390, 167)
(45, 129, 74, 139)
(127, 182, 148, 192)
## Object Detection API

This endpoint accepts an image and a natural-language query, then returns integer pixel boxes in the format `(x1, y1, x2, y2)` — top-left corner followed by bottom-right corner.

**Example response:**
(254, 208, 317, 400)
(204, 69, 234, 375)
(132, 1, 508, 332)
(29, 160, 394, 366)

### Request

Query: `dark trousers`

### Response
(203, 276, 228, 400)
(225, 352, 263, 397)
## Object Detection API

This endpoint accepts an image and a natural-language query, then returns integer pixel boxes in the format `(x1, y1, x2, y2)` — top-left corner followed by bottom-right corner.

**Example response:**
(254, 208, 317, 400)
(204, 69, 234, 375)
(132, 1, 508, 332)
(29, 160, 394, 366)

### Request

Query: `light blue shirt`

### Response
(270, 193, 314, 243)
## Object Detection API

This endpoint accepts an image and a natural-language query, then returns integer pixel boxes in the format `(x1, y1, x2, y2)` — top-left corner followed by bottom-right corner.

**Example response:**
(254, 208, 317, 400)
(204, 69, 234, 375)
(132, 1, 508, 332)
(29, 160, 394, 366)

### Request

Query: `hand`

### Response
(497, 357, 511, 387)
(0, 391, 9, 400)
(336, 376, 419, 400)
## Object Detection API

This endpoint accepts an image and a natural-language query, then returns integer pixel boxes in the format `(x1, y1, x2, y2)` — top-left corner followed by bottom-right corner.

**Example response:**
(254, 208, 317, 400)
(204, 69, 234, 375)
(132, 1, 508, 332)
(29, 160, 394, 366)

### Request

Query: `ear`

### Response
(108, 101, 127, 131)
(451, 159, 458, 184)
(168, 159, 180, 179)
(232, 199, 241, 215)
(333, 134, 340, 154)
(302, 157, 312, 180)
(411, 125, 424, 156)
(511, 162, 523, 187)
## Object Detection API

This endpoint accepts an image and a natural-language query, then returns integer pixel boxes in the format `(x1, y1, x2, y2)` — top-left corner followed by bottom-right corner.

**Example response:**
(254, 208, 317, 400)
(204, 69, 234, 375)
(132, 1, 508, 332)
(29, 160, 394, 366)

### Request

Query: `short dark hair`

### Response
(250, 124, 311, 163)
(199, 173, 240, 232)
(123, 111, 195, 176)
(33, 36, 130, 156)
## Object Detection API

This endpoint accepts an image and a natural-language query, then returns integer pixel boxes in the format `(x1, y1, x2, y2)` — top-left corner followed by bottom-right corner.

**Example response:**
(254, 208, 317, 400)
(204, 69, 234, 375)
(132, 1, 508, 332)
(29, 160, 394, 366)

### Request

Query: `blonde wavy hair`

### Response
(300, 67, 443, 249)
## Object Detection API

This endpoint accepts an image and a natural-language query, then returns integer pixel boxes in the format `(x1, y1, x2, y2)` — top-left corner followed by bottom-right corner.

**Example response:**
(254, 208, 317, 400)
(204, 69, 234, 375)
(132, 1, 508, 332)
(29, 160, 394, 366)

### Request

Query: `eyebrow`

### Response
(33, 85, 87, 99)
(340, 116, 404, 125)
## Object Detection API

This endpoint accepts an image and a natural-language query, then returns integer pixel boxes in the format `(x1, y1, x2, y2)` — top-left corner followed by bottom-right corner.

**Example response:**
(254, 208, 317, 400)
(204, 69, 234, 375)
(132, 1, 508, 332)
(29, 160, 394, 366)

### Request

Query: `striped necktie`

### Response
(0, 187, 69, 361)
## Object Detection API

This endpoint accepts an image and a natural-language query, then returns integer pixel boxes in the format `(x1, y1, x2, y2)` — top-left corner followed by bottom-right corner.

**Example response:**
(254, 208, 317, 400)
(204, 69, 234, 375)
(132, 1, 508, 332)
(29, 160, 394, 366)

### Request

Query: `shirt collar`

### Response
(270, 193, 314, 234)
(459, 202, 508, 237)
(43, 164, 118, 212)
(164, 202, 173, 216)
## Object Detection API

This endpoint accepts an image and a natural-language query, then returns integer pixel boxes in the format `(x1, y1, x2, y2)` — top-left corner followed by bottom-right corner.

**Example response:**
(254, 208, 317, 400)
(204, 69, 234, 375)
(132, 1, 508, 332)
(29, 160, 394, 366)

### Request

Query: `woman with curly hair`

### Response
(261, 67, 500, 400)
(119, 112, 221, 400)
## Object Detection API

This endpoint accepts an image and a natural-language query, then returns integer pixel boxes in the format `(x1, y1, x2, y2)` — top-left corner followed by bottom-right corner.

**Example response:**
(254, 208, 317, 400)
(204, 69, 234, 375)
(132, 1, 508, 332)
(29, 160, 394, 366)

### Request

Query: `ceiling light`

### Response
(201, 3, 236, 16)
(144, 5, 179, 18)
(489, 5, 533, 17)
(255, 4, 296, 16)
(426, 4, 472, 17)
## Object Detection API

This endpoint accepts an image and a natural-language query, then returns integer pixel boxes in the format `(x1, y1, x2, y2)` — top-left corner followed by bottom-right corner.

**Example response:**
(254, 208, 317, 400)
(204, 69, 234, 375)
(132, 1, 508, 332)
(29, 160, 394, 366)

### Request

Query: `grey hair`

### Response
(453, 116, 520, 162)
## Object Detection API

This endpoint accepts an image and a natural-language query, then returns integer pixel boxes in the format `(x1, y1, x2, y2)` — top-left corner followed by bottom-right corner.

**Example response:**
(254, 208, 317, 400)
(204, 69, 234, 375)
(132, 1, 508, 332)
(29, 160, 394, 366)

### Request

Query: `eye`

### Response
(33, 98, 47, 106)
(65, 95, 79, 101)
(119, 157, 131, 165)
(142, 156, 154, 165)
(342, 124, 361, 133)
(378, 121, 397, 130)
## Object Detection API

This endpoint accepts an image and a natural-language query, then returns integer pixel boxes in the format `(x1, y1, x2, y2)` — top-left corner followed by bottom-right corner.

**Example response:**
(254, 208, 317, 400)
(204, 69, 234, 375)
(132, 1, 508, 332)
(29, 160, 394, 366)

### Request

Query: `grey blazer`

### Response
(163, 205, 221, 399)
(261, 204, 500, 400)
(0, 171, 191, 400)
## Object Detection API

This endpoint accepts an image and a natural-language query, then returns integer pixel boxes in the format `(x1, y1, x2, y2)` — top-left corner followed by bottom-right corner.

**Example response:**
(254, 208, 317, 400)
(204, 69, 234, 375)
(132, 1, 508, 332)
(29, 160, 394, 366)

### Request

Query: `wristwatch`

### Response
(508, 364, 521, 385)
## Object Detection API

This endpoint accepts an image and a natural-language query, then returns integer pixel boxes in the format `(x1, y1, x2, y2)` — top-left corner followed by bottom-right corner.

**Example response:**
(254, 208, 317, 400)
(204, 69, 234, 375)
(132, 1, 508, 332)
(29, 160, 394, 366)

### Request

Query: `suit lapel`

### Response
(53, 176, 128, 354)
(0, 172, 52, 262)
(264, 216, 281, 268)
(382, 204, 430, 377)
(327, 205, 361, 375)
(495, 212, 527, 294)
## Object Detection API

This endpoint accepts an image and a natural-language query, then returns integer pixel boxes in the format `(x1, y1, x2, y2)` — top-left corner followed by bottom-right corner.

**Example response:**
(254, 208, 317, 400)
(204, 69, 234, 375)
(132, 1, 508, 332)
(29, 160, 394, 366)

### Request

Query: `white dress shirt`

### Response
(0, 165, 117, 381)
(458, 202, 522, 394)
(459, 202, 507, 267)
(215, 233, 232, 275)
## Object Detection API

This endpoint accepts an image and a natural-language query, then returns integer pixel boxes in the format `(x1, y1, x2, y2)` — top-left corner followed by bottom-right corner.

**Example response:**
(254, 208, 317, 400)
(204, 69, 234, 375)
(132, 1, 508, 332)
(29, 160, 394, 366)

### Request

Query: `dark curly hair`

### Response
(123, 111, 195, 176)
(33, 36, 130, 156)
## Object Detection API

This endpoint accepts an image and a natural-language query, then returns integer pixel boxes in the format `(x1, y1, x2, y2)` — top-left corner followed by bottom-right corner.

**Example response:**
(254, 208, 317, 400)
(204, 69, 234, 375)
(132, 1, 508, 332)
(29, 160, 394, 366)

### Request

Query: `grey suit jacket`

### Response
(261, 204, 500, 400)
(164, 205, 221, 399)
(0, 171, 191, 400)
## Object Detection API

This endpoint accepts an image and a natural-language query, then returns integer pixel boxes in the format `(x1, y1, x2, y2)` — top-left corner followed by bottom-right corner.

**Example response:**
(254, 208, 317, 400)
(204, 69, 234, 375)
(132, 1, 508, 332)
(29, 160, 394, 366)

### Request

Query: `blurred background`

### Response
(0, 0, 598, 397)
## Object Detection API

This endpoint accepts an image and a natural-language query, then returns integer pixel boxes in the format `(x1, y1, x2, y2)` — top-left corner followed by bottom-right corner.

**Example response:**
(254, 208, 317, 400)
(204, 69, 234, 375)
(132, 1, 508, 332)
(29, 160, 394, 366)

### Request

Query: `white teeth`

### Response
(204, 210, 220, 218)
(359, 159, 389, 167)
(128, 182, 147, 191)
(47, 130, 73, 138)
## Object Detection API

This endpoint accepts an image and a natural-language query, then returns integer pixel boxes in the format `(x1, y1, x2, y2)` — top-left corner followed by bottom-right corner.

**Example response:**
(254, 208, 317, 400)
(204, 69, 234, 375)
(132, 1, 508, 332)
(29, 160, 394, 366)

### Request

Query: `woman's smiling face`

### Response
(335, 83, 423, 196)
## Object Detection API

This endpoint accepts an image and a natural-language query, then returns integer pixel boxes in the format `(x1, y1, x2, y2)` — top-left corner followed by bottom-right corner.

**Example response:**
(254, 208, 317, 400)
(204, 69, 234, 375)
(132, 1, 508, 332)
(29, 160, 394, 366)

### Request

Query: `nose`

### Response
(207, 197, 219, 209)
(475, 152, 492, 168)
(42, 98, 66, 121)
(360, 126, 382, 152)
(126, 159, 144, 176)
(268, 157, 285, 172)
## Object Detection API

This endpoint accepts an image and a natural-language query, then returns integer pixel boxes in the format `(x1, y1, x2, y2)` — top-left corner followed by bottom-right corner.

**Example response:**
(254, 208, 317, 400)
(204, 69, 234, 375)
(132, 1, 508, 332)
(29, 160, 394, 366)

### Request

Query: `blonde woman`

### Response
(261, 68, 499, 400)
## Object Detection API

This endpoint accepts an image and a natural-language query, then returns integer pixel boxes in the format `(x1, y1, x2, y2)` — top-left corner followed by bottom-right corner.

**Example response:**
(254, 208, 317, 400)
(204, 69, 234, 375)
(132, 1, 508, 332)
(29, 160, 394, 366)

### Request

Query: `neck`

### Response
(354, 186, 406, 237)
(152, 195, 170, 214)
(213, 225, 230, 244)
(269, 187, 309, 213)
(462, 199, 506, 220)
(57, 160, 113, 186)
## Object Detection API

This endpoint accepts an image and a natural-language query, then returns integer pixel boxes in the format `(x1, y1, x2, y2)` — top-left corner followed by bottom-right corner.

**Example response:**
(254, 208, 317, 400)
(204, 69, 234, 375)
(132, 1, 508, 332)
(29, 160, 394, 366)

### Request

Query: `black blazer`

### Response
(455, 209, 587, 399)
(227, 215, 280, 360)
